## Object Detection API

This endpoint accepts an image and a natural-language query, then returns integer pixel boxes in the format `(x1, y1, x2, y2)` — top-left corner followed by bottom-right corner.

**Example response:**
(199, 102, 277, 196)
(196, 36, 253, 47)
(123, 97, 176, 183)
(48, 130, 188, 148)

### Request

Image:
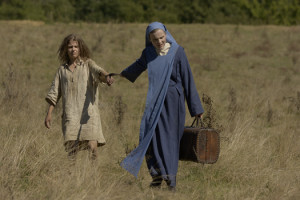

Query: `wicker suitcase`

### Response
(179, 118, 220, 164)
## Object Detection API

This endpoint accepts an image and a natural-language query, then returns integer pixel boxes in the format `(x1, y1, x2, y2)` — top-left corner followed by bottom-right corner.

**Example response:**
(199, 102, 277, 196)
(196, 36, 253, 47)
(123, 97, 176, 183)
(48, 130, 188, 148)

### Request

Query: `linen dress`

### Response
(122, 46, 204, 187)
(46, 59, 107, 146)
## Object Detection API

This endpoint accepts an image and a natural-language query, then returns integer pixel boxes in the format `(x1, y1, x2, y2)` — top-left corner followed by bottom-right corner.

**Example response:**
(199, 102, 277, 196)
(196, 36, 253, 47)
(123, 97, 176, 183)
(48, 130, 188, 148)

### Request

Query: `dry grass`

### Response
(0, 21, 299, 200)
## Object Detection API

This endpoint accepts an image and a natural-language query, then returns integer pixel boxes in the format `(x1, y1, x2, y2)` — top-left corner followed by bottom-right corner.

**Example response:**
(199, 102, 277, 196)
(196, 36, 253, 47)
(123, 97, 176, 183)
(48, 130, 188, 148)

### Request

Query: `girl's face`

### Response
(149, 29, 166, 50)
(67, 40, 80, 62)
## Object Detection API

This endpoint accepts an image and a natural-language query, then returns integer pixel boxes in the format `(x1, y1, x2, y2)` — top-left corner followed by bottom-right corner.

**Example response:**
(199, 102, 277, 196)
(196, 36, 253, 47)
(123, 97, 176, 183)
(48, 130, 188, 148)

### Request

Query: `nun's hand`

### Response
(196, 113, 203, 119)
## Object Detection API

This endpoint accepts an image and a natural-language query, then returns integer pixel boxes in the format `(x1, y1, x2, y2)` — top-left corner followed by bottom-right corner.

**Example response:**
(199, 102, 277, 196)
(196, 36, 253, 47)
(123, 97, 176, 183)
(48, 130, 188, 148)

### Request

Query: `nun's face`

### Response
(149, 29, 166, 50)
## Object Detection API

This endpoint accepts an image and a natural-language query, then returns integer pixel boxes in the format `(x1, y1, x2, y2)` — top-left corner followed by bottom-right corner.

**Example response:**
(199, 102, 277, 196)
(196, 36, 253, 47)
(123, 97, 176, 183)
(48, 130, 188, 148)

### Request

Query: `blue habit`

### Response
(120, 22, 204, 187)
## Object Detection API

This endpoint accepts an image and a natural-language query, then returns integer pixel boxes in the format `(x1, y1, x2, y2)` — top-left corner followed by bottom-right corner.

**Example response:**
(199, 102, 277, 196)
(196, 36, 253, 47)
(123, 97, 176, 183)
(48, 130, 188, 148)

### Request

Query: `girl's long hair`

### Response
(57, 34, 91, 64)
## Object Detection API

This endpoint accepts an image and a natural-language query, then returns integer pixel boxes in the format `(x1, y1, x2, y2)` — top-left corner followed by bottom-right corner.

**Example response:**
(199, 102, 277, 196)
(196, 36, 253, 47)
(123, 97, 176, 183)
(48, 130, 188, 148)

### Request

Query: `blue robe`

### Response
(121, 46, 204, 187)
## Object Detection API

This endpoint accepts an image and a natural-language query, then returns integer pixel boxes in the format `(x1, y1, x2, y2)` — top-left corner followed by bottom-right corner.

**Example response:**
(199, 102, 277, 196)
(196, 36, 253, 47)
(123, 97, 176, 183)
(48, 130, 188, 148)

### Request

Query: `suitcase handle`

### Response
(191, 116, 205, 128)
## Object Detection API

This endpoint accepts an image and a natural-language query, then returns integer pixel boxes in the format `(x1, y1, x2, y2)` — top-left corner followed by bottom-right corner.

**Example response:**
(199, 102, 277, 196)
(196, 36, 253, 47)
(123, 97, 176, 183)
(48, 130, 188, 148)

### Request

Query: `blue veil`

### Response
(145, 22, 177, 47)
(121, 22, 179, 177)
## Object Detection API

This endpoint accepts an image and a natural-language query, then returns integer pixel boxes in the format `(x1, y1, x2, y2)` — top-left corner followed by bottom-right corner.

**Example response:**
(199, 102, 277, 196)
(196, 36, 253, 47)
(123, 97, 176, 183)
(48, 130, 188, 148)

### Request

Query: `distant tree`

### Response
(205, 0, 252, 24)
(69, 0, 102, 22)
(177, 0, 210, 23)
(0, 0, 26, 19)
(42, 0, 75, 22)
(269, 0, 300, 25)
(151, 0, 179, 23)
(236, 0, 300, 25)
(99, 0, 145, 22)
(0, 0, 75, 22)
(0, 0, 299, 25)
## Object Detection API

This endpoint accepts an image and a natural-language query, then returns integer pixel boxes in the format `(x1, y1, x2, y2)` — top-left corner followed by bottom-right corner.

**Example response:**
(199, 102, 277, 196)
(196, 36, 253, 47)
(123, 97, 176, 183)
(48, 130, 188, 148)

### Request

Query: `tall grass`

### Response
(0, 21, 299, 199)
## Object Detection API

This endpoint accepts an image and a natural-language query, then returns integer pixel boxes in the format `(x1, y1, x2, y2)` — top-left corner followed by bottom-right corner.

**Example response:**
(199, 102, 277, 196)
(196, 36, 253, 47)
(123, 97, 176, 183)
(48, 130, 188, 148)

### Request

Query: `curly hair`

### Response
(57, 34, 91, 64)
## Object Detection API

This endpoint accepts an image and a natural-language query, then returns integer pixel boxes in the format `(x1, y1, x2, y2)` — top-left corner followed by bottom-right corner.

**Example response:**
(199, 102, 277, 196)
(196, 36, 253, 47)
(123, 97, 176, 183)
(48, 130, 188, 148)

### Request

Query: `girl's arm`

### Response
(45, 68, 61, 129)
(88, 59, 114, 86)
(45, 104, 55, 129)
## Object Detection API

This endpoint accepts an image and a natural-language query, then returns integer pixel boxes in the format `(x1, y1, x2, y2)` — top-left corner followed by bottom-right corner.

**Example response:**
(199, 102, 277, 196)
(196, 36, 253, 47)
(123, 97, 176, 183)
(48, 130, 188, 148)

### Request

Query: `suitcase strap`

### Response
(191, 117, 205, 128)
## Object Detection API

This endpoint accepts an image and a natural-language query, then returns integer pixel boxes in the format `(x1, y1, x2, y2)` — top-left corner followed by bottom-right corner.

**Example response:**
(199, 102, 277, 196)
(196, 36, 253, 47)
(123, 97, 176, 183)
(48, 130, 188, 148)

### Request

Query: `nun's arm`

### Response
(179, 47, 204, 117)
(121, 49, 147, 83)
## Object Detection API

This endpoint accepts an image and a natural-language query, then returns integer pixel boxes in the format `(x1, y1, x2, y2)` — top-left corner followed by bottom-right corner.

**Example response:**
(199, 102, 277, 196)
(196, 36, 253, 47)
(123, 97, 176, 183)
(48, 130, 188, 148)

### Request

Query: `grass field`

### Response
(0, 21, 299, 200)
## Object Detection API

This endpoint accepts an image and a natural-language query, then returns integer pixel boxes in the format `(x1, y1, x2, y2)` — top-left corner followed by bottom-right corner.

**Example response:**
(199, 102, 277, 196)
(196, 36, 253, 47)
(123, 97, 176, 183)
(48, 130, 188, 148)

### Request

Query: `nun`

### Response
(120, 22, 204, 191)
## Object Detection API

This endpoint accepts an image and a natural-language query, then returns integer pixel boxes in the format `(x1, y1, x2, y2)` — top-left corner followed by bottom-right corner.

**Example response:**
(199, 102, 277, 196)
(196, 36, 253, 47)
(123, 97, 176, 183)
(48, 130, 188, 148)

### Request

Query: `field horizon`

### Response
(0, 20, 299, 200)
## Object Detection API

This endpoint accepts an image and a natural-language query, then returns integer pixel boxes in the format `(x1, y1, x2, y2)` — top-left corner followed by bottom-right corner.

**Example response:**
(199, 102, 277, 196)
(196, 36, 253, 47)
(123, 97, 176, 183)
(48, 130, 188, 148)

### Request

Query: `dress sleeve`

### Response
(87, 59, 108, 83)
(179, 47, 204, 117)
(121, 49, 147, 83)
(45, 68, 61, 106)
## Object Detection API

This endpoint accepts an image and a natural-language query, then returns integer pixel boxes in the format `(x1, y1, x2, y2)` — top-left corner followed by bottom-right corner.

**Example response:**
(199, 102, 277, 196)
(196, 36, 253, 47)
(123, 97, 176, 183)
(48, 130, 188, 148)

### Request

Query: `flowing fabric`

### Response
(121, 22, 179, 177)
(146, 46, 204, 187)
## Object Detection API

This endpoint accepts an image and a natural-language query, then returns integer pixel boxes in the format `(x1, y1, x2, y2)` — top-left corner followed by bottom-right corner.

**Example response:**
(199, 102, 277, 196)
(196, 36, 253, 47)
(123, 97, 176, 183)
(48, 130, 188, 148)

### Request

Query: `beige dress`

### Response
(46, 59, 107, 145)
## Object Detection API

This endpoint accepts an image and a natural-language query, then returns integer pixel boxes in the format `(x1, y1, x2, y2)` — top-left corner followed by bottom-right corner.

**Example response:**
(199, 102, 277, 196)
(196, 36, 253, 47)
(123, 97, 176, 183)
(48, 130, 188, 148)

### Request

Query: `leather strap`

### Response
(191, 117, 204, 128)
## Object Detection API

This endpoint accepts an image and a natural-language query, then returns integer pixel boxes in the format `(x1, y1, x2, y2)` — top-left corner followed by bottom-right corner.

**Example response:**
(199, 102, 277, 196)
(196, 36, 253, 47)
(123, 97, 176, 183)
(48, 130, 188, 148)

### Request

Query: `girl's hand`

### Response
(45, 104, 54, 129)
(106, 75, 114, 86)
(45, 114, 52, 129)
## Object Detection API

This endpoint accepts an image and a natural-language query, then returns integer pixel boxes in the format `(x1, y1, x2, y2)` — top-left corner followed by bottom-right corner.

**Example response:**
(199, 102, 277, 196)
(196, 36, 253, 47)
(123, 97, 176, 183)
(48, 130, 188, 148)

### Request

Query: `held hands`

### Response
(106, 75, 114, 86)
(105, 73, 122, 86)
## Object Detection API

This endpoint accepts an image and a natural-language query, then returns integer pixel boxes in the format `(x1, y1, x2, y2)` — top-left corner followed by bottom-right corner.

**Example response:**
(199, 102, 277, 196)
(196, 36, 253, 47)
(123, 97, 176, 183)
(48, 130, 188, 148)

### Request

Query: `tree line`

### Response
(0, 0, 299, 25)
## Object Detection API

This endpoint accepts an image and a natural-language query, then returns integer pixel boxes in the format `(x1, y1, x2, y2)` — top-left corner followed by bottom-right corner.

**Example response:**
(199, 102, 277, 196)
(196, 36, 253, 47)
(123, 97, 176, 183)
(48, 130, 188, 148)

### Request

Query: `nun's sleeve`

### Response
(121, 49, 147, 83)
(179, 47, 204, 117)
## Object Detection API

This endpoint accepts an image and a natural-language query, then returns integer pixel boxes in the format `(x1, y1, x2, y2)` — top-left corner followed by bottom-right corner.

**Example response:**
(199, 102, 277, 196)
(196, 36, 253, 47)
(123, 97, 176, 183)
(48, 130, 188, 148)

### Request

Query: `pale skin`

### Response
(149, 29, 167, 50)
(44, 40, 114, 160)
